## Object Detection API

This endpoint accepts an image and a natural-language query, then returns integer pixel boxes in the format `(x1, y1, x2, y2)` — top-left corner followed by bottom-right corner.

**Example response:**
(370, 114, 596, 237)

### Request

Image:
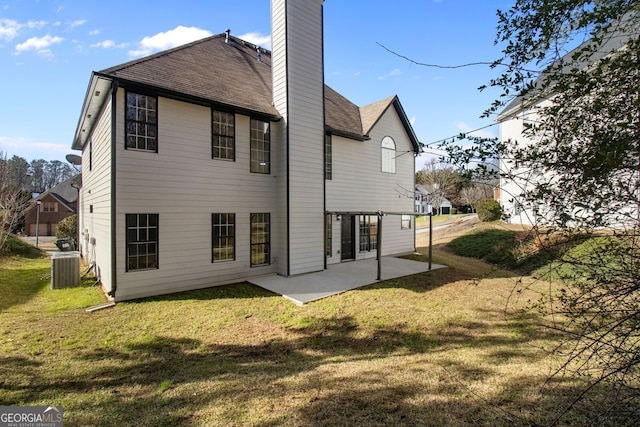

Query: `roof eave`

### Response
(390, 97, 421, 153)
(326, 126, 369, 141)
(93, 72, 282, 122)
(72, 73, 113, 151)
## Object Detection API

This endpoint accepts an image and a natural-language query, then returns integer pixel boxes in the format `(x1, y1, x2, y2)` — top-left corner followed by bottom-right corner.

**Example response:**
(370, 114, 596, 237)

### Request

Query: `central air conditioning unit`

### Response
(51, 251, 81, 289)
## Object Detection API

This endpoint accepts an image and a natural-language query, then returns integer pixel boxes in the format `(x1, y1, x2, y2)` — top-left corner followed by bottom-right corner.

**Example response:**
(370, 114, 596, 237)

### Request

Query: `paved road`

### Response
(416, 214, 477, 234)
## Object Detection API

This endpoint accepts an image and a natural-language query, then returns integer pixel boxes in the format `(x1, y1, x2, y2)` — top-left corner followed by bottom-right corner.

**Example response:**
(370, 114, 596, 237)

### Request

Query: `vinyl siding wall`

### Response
(271, 0, 326, 276)
(113, 89, 279, 300)
(326, 106, 416, 264)
(499, 108, 540, 225)
(271, 0, 288, 276)
(80, 96, 114, 293)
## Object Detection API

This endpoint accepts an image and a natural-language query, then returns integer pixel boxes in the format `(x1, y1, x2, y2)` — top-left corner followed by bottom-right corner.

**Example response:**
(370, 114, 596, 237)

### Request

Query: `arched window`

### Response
(381, 136, 396, 173)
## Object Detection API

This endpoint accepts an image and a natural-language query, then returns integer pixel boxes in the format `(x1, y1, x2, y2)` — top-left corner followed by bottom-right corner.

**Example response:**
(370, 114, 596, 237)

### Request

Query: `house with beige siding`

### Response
(71, 0, 420, 301)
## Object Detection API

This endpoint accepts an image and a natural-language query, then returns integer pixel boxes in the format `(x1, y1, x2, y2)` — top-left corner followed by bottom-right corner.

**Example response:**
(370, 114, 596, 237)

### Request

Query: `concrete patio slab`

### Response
(248, 256, 446, 305)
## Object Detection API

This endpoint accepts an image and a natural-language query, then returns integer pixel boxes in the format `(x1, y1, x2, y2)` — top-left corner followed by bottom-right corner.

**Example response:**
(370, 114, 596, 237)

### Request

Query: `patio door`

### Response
(341, 215, 355, 261)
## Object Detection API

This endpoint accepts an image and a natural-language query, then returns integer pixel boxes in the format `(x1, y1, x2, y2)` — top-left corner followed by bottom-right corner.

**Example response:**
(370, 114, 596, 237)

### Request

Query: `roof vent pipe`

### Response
(225, 29, 231, 44)
(256, 46, 262, 62)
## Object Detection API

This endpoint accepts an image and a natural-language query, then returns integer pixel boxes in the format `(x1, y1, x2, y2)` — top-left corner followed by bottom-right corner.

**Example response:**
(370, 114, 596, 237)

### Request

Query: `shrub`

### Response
(476, 199, 502, 222)
(56, 214, 77, 241)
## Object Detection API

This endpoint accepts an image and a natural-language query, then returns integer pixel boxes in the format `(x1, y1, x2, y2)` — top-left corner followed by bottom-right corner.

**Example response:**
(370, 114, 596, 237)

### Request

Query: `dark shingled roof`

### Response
(92, 33, 419, 150)
(31, 175, 80, 212)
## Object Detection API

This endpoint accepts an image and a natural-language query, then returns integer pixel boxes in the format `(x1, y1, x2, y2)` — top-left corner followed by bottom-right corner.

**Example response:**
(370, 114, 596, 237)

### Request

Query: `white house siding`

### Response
(113, 90, 279, 300)
(499, 108, 540, 225)
(80, 95, 114, 294)
(326, 106, 415, 264)
(271, 0, 288, 277)
(271, 0, 326, 276)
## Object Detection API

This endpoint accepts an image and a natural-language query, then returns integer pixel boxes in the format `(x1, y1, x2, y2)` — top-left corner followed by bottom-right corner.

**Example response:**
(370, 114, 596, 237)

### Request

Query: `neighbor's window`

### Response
(325, 133, 332, 180)
(401, 215, 411, 230)
(381, 136, 396, 173)
(126, 214, 159, 271)
(359, 215, 378, 252)
(250, 213, 270, 266)
(325, 214, 332, 257)
(250, 119, 270, 173)
(212, 213, 235, 262)
(212, 110, 235, 160)
(125, 92, 158, 152)
(42, 202, 57, 212)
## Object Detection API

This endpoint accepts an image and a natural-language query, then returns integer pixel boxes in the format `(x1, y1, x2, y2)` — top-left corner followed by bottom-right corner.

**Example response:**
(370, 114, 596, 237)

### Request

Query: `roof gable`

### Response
(30, 175, 80, 212)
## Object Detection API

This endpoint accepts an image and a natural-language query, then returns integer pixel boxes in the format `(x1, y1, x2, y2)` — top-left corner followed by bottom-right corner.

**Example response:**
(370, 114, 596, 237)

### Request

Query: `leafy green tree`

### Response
(29, 159, 46, 193)
(397, 1, 640, 422)
(0, 151, 31, 251)
(7, 155, 30, 190)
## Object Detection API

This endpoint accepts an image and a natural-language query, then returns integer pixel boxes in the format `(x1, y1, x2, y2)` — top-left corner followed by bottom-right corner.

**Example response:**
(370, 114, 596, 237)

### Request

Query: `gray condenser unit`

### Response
(51, 251, 81, 289)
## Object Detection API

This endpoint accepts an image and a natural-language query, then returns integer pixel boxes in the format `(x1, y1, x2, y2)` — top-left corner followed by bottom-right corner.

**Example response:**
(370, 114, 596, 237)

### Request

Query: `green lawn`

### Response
(0, 238, 625, 426)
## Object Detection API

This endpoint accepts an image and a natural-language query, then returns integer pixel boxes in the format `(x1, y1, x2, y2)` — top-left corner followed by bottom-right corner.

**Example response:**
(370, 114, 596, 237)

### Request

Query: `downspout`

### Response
(284, 0, 291, 277)
(107, 82, 118, 298)
(377, 212, 383, 280)
(321, 2, 327, 271)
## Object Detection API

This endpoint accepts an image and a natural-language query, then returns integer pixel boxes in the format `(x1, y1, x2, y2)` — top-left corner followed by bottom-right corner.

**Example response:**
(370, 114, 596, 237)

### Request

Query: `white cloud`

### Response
(237, 31, 271, 49)
(89, 29, 101, 35)
(410, 116, 417, 125)
(0, 18, 20, 40)
(15, 34, 63, 55)
(455, 121, 497, 139)
(90, 39, 128, 49)
(0, 19, 49, 41)
(353, 71, 361, 77)
(68, 19, 87, 29)
(0, 136, 69, 160)
(26, 20, 47, 29)
(378, 68, 402, 80)
(128, 25, 212, 57)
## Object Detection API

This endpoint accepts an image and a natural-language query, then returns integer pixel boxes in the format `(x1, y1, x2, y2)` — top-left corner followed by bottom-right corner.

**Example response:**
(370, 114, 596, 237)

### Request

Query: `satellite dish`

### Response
(66, 154, 82, 166)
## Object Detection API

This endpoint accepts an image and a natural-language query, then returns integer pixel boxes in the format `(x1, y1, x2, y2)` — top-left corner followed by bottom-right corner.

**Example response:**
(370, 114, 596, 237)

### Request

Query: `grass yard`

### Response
(0, 232, 626, 426)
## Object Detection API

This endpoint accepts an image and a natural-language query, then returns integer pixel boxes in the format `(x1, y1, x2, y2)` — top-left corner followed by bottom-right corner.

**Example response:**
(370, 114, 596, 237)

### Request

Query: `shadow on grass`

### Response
(128, 282, 280, 304)
(3, 311, 629, 426)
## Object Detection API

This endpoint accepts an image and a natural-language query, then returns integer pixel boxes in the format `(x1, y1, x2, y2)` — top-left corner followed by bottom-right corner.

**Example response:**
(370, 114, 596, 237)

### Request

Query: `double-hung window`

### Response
(250, 119, 270, 173)
(359, 215, 378, 252)
(250, 213, 270, 266)
(212, 213, 235, 262)
(126, 214, 159, 271)
(212, 110, 235, 160)
(125, 92, 157, 152)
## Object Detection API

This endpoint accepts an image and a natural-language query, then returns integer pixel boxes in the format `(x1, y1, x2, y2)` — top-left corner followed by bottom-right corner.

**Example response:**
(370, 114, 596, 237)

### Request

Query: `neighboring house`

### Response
(416, 184, 451, 215)
(497, 21, 633, 225)
(24, 176, 79, 236)
(415, 184, 429, 213)
(71, 0, 420, 301)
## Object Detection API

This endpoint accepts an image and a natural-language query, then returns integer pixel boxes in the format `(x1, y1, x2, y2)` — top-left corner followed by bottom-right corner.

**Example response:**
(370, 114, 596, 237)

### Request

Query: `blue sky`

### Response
(0, 0, 510, 170)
